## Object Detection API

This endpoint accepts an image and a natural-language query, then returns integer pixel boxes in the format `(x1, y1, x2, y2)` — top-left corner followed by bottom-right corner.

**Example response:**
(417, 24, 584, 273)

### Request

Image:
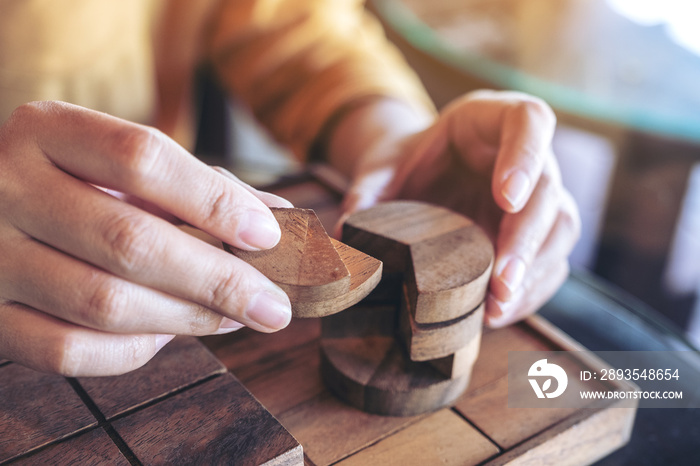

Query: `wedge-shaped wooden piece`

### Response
(398, 284, 484, 362)
(343, 201, 493, 324)
(229, 208, 350, 301)
(227, 208, 382, 318)
(291, 239, 382, 317)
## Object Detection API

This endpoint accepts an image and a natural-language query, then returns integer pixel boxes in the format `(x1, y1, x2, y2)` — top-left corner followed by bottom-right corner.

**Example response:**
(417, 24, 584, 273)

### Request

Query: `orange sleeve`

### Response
(207, 0, 435, 160)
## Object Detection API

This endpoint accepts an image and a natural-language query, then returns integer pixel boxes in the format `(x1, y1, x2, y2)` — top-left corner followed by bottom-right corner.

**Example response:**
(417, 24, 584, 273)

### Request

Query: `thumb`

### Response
(334, 166, 400, 238)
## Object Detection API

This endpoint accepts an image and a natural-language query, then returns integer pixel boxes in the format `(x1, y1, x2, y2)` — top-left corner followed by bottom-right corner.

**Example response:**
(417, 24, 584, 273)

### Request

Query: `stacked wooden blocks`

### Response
(228, 202, 494, 417)
(321, 201, 494, 416)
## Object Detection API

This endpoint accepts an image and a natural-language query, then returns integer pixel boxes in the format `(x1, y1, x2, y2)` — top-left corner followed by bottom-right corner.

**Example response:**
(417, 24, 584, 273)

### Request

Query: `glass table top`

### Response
(372, 0, 700, 144)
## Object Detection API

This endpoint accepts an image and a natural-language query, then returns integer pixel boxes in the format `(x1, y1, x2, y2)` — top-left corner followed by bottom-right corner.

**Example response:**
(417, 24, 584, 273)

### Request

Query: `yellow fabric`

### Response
(0, 0, 433, 158)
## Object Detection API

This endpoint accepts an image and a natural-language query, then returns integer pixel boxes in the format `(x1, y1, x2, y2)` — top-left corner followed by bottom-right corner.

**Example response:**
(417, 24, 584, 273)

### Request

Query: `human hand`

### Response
(338, 91, 580, 327)
(0, 101, 293, 376)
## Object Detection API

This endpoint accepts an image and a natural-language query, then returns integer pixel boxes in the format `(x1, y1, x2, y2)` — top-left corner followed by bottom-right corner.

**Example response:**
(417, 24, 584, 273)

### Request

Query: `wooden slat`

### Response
(486, 397, 636, 466)
(336, 410, 499, 466)
(77, 336, 226, 419)
(278, 392, 422, 466)
(467, 323, 554, 393)
(0, 364, 96, 463)
(11, 428, 129, 466)
(113, 373, 303, 466)
(456, 375, 582, 449)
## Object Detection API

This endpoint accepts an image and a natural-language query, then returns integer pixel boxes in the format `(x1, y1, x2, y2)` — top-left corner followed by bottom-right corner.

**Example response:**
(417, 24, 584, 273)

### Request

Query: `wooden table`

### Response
(0, 172, 637, 465)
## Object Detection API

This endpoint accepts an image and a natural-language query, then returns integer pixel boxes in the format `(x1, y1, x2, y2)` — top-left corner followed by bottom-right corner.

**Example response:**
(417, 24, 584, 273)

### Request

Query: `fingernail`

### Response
(496, 256, 526, 296)
(245, 290, 292, 331)
(215, 318, 245, 334)
(237, 211, 281, 250)
(154, 334, 175, 352)
(502, 170, 530, 209)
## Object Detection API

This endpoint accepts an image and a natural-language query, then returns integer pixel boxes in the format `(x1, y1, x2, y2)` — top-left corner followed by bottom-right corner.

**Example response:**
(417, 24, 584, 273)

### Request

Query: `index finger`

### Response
(19, 101, 279, 251)
(490, 92, 556, 213)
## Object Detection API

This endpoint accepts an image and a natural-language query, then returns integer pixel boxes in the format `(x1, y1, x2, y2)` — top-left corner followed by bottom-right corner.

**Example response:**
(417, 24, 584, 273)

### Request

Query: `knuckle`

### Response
(84, 279, 131, 330)
(51, 332, 86, 377)
(118, 336, 154, 373)
(201, 180, 238, 229)
(518, 98, 556, 126)
(108, 126, 164, 187)
(560, 191, 582, 241)
(6, 101, 46, 126)
(188, 306, 223, 335)
(103, 212, 158, 276)
(205, 270, 246, 313)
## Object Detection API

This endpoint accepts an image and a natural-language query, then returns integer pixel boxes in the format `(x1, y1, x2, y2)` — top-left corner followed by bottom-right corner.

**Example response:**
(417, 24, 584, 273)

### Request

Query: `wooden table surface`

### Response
(0, 172, 637, 465)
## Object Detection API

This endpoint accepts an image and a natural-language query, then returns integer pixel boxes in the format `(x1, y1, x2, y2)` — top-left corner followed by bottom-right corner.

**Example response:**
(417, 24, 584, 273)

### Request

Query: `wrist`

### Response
(320, 98, 435, 178)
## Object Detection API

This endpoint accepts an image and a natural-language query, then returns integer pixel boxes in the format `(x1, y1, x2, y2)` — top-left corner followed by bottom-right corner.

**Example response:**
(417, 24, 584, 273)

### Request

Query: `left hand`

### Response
(336, 90, 580, 327)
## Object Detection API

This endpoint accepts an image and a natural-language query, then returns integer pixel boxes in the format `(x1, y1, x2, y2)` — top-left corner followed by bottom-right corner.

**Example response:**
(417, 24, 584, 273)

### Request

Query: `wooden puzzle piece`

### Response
(290, 239, 383, 318)
(334, 410, 498, 466)
(320, 305, 471, 416)
(398, 284, 484, 362)
(0, 364, 97, 463)
(343, 201, 493, 324)
(77, 336, 227, 419)
(427, 333, 481, 380)
(228, 208, 350, 301)
(112, 372, 303, 465)
(226, 208, 382, 318)
(10, 428, 130, 466)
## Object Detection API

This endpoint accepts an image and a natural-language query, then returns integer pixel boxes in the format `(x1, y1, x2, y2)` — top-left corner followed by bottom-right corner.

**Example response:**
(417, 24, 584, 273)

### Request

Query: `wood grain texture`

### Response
(278, 392, 421, 466)
(78, 336, 226, 419)
(202, 317, 320, 372)
(468, 324, 554, 393)
(407, 225, 493, 323)
(290, 239, 383, 318)
(343, 201, 493, 324)
(226, 208, 382, 318)
(320, 305, 470, 416)
(427, 332, 481, 379)
(455, 317, 637, 463)
(228, 208, 350, 303)
(113, 373, 303, 466)
(487, 396, 636, 466)
(398, 284, 484, 361)
(237, 340, 325, 416)
(0, 364, 97, 463)
(335, 410, 499, 466)
(11, 428, 129, 466)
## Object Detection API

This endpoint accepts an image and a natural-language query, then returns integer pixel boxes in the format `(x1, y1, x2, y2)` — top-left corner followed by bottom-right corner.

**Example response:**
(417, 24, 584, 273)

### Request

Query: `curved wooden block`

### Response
(398, 284, 484, 362)
(226, 208, 382, 318)
(320, 305, 471, 416)
(343, 201, 493, 324)
(291, 239, 383, 318)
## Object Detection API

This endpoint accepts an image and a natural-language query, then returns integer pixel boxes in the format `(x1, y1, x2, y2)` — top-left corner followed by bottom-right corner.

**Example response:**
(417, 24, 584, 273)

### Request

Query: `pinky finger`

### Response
(0, 302, 174, 376)
(485, 192, 579, 327)
(485, 260, 569, 328)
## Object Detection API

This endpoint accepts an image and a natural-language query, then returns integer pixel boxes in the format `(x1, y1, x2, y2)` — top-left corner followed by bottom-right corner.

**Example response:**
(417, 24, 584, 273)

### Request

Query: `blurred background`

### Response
(200, 0, 700, 348)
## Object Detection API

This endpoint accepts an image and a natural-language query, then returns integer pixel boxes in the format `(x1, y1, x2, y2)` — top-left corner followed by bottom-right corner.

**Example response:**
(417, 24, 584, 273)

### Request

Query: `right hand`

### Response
(0, 101, 293, 376)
